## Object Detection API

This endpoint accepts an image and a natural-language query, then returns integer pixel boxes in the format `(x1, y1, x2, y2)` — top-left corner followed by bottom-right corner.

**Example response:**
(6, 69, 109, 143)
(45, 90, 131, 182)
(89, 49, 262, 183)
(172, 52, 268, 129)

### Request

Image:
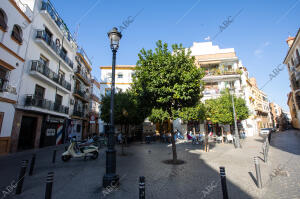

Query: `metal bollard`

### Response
(29, 154, 36, 176)
(16, 160, 28, 194)
(52, 150, 56, 163)
(45, 172, 54, 199)
(219, 167, 229, 199)
(263, 146, 267, 163)
(139, 176, 145, 199)
(254, 157, 262, 188)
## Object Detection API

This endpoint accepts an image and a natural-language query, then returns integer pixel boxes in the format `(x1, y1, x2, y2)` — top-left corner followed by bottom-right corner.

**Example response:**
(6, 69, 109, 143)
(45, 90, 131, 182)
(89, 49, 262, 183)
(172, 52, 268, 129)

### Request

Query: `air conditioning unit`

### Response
(70, 99, 75, 105)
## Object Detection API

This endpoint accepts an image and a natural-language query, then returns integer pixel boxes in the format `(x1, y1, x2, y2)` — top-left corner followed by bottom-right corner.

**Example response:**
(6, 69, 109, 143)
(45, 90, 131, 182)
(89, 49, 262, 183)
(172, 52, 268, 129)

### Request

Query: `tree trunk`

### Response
(169, 119, 177, 163)
(221, 126, 224, 143)
(204, 120, 209, 152)
(193, 121, 196, 134)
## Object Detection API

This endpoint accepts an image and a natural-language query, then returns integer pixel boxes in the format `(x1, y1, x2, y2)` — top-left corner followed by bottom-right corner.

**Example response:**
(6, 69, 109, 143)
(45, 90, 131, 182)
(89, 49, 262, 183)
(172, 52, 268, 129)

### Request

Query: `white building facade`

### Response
(179, 42, 259, 136)
(0, 0, 93, 153)
(99, 65, 135, 133)
(0, 0, 34, 154)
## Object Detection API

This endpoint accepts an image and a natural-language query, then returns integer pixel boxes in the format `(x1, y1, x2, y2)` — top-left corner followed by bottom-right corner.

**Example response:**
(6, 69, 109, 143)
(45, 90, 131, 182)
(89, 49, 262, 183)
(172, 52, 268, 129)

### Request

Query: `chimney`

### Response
(286, 36, 295, 47)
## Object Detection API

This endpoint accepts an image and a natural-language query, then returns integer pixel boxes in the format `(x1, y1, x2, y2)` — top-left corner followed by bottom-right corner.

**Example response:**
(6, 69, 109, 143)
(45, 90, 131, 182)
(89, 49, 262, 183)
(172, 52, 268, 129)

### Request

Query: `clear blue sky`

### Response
(51, 0, 300, 110)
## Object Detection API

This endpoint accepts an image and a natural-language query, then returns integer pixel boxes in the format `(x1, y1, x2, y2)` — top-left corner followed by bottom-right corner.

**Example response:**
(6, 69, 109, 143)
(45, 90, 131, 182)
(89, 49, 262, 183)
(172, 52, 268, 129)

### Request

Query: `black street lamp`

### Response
(103, 27, 122, 188)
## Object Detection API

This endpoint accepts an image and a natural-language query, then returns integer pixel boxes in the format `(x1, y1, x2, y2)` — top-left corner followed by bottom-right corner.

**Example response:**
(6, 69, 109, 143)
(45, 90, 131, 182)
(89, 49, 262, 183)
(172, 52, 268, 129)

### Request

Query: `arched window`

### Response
(11, 25, 23, 44)
(0, 9, 8, 31)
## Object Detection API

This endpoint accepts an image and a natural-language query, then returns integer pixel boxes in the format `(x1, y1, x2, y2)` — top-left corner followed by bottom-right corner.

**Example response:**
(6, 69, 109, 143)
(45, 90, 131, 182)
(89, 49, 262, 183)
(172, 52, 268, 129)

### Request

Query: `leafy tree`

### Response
(100, 90, 147, 152)
(205, 89, 249, 130)
(132, 40, 205, 163)
(178, 103, 206, 133)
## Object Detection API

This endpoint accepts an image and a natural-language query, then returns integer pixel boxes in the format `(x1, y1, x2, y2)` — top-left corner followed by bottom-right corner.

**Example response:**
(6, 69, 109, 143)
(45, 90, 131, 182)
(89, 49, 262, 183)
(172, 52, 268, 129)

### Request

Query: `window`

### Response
(38, 55, 49, 73)
(0, 67, 8, 92)
(107, 72, 112, 78)
(117, 73, 123, 78)
(44, 27, 52, 44)
(225, 81, 234, 88)
(61, 47, 67, 59)
(0, 9, 7, 31)
(34, 85, 45, 99)
(55, 94, 63, 105)
(39, 55, 49, 66)
(11, 25, 23, 44)
(58, 69, 65, 82)
(291, 58, 294, 66)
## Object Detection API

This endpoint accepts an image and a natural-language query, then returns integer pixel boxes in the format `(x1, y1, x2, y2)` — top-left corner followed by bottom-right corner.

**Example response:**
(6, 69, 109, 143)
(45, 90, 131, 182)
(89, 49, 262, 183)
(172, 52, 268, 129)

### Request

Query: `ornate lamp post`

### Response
(228, 86, 241, 148)
(103, 27, 122, 188)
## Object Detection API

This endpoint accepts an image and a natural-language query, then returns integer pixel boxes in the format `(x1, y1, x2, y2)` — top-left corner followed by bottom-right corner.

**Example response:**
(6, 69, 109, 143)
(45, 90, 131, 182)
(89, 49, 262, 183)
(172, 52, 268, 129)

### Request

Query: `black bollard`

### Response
(139, 176, 145, 199)
(16, 160, 28, 194)
(219, 167, 229, 199)
(254, 157, 262, 188)
(52, 150, 56, 163)
(29, 154, 36, 176)
(45, 172, 54, 199)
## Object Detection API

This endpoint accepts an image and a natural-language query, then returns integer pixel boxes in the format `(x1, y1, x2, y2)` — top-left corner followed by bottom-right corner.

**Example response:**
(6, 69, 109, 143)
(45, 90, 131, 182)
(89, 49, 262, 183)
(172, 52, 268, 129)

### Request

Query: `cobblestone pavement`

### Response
(0, 130, 299, 199)
(261, 130, 300, 199)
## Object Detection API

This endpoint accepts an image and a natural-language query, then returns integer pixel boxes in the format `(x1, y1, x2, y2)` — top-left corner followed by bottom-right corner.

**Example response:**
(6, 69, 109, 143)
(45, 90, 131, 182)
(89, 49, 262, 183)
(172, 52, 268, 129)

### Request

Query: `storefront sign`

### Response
(46, 129, 56, 136)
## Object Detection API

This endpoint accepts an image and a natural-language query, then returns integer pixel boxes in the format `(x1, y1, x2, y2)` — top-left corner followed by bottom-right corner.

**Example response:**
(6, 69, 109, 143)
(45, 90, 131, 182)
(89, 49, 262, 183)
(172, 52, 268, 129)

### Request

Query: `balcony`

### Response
(72, 105, 86, 118)
(75, 67, 91, 85)
(30, 60, 71, 93)
(40, 1, 74, 44)
(0, 77, 8, 93)
(77, 48, 92, 69)
(35, 30, 74, 71)
(73, 89, 89, 103)
(91, 93, 100, 103)
(205, 69, 242, 76)
(24, 95, 69, 114)
(0, 73, 17, 102)
(203, 89, 220, 95)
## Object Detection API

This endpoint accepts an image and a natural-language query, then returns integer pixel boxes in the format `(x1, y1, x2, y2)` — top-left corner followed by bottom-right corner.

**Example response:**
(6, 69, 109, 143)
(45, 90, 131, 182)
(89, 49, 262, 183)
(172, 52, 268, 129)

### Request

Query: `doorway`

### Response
(18, 116, 37, 151)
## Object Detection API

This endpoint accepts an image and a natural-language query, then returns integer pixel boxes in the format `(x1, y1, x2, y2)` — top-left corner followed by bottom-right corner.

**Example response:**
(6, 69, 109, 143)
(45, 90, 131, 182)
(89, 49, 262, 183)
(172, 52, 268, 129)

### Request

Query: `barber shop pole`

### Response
(56, 124, 63, 145)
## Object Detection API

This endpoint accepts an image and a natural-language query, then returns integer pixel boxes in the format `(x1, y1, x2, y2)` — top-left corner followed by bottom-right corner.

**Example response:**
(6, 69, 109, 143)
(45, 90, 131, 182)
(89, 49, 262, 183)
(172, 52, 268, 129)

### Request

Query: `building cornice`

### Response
(0, 42, 25, 62)
(9, 0, 32, 24)
(0, 59, 16, 70)
(0, 97, 16, 104)
(283, 28, 300, 64)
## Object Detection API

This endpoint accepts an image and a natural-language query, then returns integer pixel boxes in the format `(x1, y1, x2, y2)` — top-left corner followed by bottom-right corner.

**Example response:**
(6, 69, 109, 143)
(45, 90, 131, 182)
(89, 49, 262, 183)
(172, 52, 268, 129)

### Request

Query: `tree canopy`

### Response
(205, 89, 249, 125)
(100, 90, 146, 127)
(132, 40, 205, 162)
(132, 40, 205, 118)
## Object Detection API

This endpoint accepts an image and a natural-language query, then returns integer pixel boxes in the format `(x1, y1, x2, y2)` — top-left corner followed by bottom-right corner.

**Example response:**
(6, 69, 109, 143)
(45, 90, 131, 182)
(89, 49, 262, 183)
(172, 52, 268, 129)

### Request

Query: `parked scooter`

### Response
(62, 138, 99, 162)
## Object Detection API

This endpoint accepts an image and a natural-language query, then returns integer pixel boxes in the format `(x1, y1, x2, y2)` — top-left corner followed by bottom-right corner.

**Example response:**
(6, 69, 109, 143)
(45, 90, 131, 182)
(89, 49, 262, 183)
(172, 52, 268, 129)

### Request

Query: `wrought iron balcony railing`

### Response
(73, 105, 86, 118)
(36, 30, 74, 68)
(25, 95, 69, 114)
(75, 67, 91, 84)
(41, 0, 74, 42)
(74, 89, 88, 99)
(31, 60, 71, 91)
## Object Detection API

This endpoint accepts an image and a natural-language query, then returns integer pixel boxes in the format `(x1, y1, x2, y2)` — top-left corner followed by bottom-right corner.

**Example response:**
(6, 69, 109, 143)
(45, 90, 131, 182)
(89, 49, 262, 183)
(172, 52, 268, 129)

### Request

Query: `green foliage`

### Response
(148, 108, 170, 124)
(132, 40, 205, 119)
(100, 90, 147, 126)
(205, 89, 249, 124)
(178, 103, 206, 123)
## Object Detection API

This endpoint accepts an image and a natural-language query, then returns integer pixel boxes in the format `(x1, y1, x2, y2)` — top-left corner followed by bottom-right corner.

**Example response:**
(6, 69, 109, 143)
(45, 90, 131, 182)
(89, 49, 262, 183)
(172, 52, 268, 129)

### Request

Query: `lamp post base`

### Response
(103, 174, 119, 188)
